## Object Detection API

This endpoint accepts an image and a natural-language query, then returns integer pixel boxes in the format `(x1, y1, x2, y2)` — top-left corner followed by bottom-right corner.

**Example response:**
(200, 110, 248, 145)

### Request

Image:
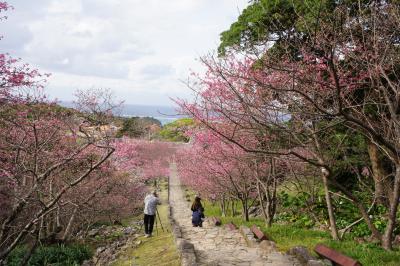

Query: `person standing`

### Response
(143, 190, 161, 237)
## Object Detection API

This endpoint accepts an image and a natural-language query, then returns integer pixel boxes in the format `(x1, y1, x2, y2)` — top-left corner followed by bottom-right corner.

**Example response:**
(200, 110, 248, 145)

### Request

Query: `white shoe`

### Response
(145, 234, 150, 238)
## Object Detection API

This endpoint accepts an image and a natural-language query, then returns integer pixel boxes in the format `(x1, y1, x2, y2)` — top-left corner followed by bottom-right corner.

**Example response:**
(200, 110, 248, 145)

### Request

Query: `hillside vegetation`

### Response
(157, 118, 194, 142)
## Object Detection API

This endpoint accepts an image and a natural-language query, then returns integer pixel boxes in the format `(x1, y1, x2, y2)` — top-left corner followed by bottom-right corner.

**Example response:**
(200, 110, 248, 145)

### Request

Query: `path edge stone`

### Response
(168, 177, 198, 266)
(239, 225, 258, 247)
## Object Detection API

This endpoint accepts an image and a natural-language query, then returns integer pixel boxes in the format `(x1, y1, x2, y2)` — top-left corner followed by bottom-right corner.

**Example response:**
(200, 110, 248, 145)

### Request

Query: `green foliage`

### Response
(218, 0, 324, 55)
(276, 191, 325, 228)
(319, 125, 371, 190)
(90, 220, 114, 228)
(218, 0, 377, 55)
(107, 231, 123, 241)
(116, 116, 161, 138)
(277, 189, 400, 237)
(336, 201, 400, 238)
(6, 244, 92, 266)
(157, 118, 194, 142)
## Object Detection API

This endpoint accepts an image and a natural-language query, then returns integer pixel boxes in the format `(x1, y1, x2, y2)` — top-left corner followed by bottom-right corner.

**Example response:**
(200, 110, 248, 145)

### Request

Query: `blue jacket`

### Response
(192, 210, 202, 225)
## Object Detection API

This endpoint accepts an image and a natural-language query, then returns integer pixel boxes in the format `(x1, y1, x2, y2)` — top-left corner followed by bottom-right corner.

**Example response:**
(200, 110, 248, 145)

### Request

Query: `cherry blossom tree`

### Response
(113, 138, 173, 182)
(177, 129, 271, 221)
(0, 99, 115, 261)
(0, 2, 175, 263)
(178, 1, 400, 249)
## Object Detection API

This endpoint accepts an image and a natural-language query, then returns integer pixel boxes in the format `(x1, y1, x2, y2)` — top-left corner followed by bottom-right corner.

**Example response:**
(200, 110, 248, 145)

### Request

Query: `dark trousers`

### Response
(144, 214, 155, 234)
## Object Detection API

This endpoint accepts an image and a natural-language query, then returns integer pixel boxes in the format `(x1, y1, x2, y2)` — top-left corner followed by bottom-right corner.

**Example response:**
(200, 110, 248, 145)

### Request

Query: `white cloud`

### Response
(3, 0, 248, 106)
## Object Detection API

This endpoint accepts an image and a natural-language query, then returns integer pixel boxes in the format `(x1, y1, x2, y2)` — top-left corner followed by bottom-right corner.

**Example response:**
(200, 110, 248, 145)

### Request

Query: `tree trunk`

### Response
(257, 181, 269, 226)
(21, 229, 40, 266)
(322, 172, 339, 240)
(220, 197, 226, 217)
(312, 133, 339, 240)
(254, 158, 278, 227)
(62, 206, 78, 241)
(382, 166, 400, 250)
(241, 199, 249, 222)
(266, 159, 278, 227)
(21, 242, 38, 266)
(266, 187, 277, 227)
(56, 205, 61, 228)
(231, 200, 236, 217)
(368, 142, 392, 207)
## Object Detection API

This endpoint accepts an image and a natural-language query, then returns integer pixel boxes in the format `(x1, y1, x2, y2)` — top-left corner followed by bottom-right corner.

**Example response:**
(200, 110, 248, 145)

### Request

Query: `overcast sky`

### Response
(1, 0, 248, 106)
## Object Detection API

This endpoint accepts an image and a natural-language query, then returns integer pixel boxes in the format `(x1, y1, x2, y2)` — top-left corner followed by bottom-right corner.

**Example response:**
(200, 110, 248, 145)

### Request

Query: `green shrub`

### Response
(157, 118, 194, 142)
(106, 231, 123, 241)
(90, 220, 114, 228)
(6, 243, 93, 266)
(277, 190, 400, 238)
(276, 191, 324, 227)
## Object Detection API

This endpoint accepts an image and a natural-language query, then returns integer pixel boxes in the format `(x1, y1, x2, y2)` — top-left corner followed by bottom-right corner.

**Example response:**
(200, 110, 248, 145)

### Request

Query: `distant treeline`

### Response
(115, 116, 194, 142)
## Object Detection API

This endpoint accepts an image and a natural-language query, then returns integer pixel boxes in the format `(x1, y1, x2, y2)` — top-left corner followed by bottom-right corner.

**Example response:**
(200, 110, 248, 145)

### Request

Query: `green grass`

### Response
(325, 240, 400, 266)
(112, 182, 180, 266)
(202, 199, 400, 266)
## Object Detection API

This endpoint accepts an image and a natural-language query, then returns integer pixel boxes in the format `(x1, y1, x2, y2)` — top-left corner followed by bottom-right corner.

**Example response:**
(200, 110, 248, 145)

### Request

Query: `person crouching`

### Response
(143, 190, 161, 237)
(191, 196, 205, 227)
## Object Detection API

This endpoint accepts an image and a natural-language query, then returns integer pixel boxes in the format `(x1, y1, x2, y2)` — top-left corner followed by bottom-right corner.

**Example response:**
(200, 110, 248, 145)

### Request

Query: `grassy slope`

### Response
(201, 199, 400, 266)
(112, 182, 180, 266)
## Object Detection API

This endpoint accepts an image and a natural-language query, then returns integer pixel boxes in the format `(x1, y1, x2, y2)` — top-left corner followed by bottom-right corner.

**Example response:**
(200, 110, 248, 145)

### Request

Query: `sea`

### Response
(60, 102, 184, 125)
(119, 104, 184, 125)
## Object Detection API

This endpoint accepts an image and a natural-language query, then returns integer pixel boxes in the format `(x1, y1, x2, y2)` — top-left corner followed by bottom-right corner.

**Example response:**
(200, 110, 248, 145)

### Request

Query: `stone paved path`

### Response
(169, 163, 300, 266)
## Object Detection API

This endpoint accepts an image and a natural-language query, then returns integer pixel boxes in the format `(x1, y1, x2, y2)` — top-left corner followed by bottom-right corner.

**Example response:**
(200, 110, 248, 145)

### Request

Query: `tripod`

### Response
(155, 207, 164, 235)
